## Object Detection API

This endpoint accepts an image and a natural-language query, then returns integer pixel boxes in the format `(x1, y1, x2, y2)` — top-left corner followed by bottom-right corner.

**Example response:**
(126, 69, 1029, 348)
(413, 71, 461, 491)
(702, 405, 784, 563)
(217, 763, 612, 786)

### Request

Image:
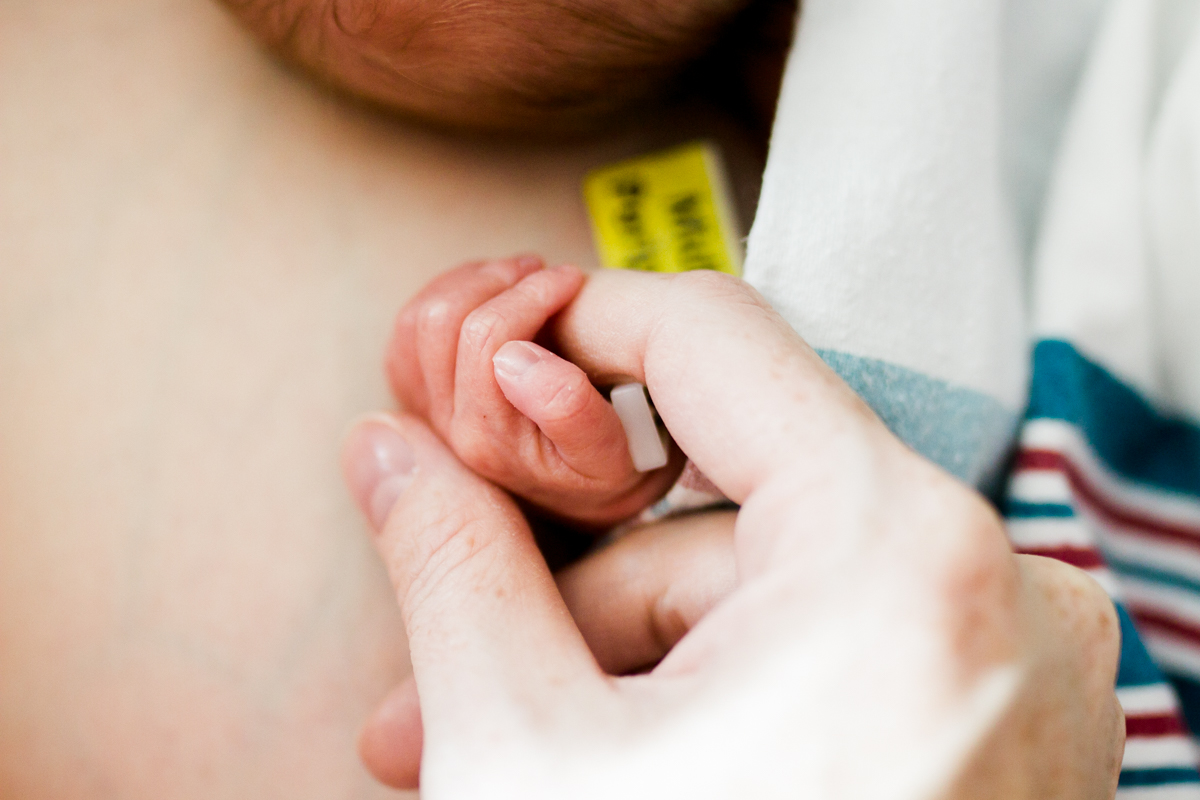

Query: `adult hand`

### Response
(342, 270, 1123, 797)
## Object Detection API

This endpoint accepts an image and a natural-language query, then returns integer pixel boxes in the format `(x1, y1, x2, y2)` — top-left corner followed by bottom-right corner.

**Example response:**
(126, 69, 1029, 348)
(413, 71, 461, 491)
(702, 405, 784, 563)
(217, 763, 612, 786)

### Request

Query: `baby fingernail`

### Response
(344, 419, 417, 532)
(493, 341, 541, 378)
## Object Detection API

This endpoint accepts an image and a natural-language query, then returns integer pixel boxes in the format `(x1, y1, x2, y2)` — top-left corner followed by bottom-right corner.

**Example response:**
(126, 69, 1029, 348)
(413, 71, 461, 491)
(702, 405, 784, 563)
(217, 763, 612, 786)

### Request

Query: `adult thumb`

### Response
(341, 415, 601, 754)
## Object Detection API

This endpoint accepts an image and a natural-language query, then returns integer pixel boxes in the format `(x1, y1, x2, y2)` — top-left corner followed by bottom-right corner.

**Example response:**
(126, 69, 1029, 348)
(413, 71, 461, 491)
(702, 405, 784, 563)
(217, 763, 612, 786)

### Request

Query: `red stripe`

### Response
(1126, 713, 1188, 737)
(1131, 605, 1200, 647)
(1017, 449, 1200, 553)
(1014, 545, 1107, 570)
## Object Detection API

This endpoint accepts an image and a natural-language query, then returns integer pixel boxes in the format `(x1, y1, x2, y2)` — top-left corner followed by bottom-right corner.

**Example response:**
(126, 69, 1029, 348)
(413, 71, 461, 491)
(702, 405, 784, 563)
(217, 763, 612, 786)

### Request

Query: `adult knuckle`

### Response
(1089, 584, 1122, 668)
(671, 269, 762, 307)
(914, 468, 1007, 561)
(403, 507, 502, 619)
(943, 496, 1014, 592)
(899, 468, 1023, 656)
(1035, 555, 1121, 668)
(655, 270, 778, 338)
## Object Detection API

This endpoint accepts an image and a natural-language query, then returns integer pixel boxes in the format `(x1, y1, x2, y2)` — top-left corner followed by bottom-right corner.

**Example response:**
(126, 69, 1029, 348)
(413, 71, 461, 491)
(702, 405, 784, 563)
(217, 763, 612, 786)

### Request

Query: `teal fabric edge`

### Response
(816, 349, 1020, 491)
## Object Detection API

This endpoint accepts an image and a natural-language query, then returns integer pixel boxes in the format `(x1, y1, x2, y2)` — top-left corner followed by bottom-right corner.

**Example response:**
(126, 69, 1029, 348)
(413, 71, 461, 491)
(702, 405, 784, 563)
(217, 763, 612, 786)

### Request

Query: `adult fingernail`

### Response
(344, 419, 417, 532)
(493, 341, 542, 379)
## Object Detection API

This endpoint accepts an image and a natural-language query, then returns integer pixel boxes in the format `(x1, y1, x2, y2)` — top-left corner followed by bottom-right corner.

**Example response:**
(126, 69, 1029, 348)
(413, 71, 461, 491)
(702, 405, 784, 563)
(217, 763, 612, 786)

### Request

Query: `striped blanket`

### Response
(742, 0, 1200, 794)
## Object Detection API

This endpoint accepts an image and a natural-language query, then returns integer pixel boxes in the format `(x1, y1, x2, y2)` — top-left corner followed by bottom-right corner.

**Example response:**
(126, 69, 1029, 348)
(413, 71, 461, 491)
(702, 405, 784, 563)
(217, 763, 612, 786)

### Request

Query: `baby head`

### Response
(220, 0, 754, 131)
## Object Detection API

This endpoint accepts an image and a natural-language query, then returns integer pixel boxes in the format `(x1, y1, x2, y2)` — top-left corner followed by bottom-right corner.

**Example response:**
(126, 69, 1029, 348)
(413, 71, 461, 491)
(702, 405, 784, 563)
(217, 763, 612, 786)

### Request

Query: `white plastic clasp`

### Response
(611, 383, 668, 472)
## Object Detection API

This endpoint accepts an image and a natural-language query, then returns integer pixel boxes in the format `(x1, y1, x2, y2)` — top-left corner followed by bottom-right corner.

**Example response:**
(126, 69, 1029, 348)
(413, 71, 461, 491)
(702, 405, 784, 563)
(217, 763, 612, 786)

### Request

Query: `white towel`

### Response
(737, 0, 1200, 791)
(742, 0, 1116, 491)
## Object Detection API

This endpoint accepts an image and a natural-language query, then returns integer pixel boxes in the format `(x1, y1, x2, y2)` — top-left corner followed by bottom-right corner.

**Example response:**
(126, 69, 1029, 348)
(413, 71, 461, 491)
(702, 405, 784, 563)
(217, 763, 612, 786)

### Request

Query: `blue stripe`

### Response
(1104, 554, 1200, 597)
(1168, 675, 1200, 737)
(1029, 340, 1200, 497)
(1015, 341, 1200, 786)
(1004, 500, 1076, 519)
(816, 349, 1018, 491)
(1116, 604, 1174, 688)
(1025, 340, 1200, 732)
(1119, 768, 1200, 787)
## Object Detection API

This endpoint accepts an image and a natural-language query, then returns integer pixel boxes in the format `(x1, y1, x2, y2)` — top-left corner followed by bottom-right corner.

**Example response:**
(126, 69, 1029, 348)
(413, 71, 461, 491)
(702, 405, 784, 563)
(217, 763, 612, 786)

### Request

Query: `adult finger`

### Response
(359, 677, 423, 790)
(386, 256, 543, 427)
(557, 510, 738, 674)
(341, 414, 602, 744)
(553, 269, 896, 504)
(358, 510, 738, 787)
(947, 555, 1124, 798)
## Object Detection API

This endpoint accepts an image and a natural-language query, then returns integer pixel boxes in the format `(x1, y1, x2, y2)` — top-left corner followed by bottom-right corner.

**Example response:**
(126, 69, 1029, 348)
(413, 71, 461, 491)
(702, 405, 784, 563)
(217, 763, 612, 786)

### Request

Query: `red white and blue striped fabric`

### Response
(1004, 340, 1200, 795)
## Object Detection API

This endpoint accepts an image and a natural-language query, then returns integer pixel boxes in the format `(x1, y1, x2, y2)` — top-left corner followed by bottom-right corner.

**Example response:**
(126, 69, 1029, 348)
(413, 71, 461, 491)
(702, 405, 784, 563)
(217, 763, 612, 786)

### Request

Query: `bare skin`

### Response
(0, 1, 1122, 797)
(345, 270, 1124, 797)
(0, 1, 760, 797)
(218, 0, 761, 131)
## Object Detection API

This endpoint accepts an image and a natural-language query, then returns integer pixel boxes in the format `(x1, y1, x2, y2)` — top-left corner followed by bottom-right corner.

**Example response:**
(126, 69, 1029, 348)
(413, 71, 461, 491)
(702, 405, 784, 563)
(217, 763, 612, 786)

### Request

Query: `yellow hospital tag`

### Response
(583, 141, 742, 276)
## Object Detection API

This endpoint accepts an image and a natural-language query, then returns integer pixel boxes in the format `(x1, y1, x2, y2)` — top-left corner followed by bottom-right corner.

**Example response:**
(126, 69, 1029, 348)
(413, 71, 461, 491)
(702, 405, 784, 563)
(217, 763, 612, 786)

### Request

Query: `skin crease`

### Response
(0, 1, 762, 797)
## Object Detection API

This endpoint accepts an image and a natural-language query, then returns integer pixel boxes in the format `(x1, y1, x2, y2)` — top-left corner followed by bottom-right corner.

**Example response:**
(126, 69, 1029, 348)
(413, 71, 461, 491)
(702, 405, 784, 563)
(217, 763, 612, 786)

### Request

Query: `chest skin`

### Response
(0, 2, 761, 797)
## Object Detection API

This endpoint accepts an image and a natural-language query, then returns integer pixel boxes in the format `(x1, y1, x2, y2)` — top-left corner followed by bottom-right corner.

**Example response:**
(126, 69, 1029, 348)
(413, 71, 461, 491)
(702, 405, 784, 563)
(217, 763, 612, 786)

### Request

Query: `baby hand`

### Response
(385, 256, 683, 528)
